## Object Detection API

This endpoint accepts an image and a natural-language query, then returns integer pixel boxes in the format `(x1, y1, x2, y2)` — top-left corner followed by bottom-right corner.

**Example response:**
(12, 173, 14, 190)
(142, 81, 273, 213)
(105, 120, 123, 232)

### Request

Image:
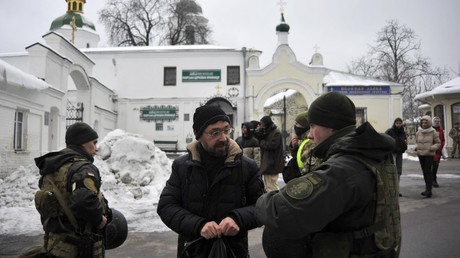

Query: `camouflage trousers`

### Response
(46, 232, 104, 258)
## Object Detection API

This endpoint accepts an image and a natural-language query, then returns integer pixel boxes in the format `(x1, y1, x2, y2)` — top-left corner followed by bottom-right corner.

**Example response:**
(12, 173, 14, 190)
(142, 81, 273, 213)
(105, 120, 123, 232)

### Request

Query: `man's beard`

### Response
(209, 141, 229, 158)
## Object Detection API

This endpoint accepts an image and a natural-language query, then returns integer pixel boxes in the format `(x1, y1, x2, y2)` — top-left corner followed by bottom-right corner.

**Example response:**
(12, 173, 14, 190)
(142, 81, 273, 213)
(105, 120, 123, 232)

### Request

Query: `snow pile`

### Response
(0, 129, 173, 235)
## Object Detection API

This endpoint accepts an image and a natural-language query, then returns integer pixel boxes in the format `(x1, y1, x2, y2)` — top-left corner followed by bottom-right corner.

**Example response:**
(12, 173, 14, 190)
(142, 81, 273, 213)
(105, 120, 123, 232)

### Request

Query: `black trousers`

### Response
(418, 155, 434, 191)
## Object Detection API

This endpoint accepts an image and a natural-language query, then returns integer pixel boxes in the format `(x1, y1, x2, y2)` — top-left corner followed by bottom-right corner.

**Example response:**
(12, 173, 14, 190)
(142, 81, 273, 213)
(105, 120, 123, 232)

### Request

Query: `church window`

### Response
(227, 66, 240, 85)
(14, 110, 27, 151)
(434, 105, 445, 127)
(164, 67, 177, 86)
(452, 102, 460, 125)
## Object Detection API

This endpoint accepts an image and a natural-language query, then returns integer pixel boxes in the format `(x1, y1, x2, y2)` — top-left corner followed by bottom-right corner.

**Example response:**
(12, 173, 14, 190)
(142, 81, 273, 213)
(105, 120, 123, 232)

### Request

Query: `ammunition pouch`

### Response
(61, 233, 103, 258)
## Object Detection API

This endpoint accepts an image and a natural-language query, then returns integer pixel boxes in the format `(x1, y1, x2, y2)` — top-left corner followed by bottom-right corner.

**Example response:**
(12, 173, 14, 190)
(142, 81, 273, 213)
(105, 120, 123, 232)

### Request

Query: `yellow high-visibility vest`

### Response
(296, 138, 310, 168)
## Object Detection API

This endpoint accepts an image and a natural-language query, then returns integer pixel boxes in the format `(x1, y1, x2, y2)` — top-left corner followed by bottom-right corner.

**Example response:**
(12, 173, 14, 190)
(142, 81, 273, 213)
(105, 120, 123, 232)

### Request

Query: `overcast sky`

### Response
(1, 0, 459, 75)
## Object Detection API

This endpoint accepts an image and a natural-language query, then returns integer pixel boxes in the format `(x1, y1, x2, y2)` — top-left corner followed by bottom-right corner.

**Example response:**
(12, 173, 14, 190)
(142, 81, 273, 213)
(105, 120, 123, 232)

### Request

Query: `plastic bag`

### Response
(183, 237, 236, 258)
(442, 145, 448, 159)
(209, 238, 236, 258)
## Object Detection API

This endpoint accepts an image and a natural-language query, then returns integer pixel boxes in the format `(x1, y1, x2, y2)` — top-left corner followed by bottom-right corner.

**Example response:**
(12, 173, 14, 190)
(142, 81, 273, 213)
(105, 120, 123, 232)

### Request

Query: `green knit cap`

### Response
(295, 111, 309, 129)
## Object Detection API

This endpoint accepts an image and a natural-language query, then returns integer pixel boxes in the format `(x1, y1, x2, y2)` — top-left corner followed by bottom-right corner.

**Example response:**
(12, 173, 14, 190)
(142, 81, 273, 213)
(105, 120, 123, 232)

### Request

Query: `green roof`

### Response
(276, 13, 290, 32)
(50, 12, 96, 31)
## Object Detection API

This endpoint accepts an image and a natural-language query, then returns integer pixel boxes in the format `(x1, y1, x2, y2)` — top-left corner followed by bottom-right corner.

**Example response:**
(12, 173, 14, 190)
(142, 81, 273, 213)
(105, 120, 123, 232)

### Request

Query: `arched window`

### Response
(452, 102, 460, 125)
(434, 104, 445, 128)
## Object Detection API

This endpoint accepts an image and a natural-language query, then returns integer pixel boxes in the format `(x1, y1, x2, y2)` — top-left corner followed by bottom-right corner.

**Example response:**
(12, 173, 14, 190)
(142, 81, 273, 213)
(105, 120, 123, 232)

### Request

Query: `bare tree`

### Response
(162, 0, 212, 45)
(349, 20, 449, 120)
(99, 0, 165, 47)
(98, 0, 211, 47)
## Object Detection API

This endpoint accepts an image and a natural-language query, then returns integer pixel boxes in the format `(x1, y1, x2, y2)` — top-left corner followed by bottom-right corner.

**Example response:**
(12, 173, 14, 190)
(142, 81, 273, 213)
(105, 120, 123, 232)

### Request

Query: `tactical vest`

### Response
(312, 154, 401, 258)
(35, 158, 106, 258)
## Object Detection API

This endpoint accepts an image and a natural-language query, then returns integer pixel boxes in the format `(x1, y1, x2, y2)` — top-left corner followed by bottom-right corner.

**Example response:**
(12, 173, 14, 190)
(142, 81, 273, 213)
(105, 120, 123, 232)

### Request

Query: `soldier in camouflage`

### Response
(256, 92, 401, 258)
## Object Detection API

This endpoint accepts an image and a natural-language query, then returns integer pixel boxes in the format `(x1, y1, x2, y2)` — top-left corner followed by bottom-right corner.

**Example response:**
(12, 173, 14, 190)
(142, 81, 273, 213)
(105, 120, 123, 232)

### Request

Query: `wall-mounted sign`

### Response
(327, 86, 390, 95)
(182, 70, 221, 82)
(140, 106, 178, 121)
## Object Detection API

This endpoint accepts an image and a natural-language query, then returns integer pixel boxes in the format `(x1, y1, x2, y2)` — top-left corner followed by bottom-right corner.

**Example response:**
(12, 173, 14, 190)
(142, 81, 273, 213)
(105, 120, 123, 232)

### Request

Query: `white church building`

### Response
(0, 0, 405, 178)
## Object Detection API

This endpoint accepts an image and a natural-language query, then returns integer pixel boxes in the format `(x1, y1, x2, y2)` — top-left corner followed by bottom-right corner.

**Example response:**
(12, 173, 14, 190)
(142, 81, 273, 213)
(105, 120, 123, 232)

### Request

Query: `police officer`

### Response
(256, 92, 401, 257)
(34, 122, 112, 257)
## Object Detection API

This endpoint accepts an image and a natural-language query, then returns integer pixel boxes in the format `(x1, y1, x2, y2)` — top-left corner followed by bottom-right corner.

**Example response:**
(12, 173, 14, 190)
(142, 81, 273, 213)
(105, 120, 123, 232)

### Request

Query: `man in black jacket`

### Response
(257, 116, 284, 192)
(256, 92, 400, 257)
(157, 105, 264, 257)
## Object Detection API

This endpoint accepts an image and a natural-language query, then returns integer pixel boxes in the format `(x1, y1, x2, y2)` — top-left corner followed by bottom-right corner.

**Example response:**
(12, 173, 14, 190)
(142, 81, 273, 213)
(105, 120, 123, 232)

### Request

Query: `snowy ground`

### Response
(0, 129, 174, 235)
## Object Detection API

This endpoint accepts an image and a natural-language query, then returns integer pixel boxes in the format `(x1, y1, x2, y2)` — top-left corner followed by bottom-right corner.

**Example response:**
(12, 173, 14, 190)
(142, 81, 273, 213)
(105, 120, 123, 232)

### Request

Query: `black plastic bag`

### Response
(209, 238, 236, 258)
(183, 237, 236, 258)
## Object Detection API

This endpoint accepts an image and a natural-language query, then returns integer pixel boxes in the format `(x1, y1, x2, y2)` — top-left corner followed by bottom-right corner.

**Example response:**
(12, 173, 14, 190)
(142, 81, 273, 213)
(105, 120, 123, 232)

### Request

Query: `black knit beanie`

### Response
(65, 122, 98, 146)
(308, 92, 356, 130)
(260, 116, 274, 128)
(193, 105, 231, 139)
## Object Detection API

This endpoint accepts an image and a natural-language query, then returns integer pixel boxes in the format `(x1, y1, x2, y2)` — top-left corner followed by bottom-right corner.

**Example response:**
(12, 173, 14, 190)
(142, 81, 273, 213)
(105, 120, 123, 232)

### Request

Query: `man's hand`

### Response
(291, 134, 299, 147)
(97, 215, 107, 229)
(219, 217, 240, 236)
(200, 221, 222, 239)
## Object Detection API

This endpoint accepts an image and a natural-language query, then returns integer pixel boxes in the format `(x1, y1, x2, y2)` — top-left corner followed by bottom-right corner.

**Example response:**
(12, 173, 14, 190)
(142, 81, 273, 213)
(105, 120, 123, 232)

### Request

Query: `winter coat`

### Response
(415, 116, 441, 157)
(256, 122, 397, 256)
(157, 139, 264, 257)
(433, 126, 445, 161)
(385, 125, 407, 154)
(259, 124, 284, 175)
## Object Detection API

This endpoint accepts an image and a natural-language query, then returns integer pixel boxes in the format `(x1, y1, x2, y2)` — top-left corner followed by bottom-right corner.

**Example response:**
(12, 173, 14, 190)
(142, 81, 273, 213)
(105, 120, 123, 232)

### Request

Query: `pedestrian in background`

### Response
(282, 111, 318, 183)
(157, 105, 264, 257)
(257, 115, 284, 192)
(431, 116, 445, 187)
(235, 121, 261, 168)
(415, 115, 441, 198)
(385, 117, 407, 196)
(449, 122, 460, 158)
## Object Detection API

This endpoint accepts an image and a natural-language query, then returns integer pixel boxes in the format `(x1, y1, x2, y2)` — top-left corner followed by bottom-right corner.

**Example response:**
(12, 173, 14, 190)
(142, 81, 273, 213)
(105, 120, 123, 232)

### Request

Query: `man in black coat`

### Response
(257, 116, 284, 192)
(157, 105, 264, 257)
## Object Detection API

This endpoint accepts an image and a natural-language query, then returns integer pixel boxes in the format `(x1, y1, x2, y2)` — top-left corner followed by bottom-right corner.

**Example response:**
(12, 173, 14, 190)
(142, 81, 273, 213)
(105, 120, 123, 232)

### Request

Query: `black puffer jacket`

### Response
(385, 125, 407, 153)
(157, 139, 264, 257)
(256, 122, 396, 256)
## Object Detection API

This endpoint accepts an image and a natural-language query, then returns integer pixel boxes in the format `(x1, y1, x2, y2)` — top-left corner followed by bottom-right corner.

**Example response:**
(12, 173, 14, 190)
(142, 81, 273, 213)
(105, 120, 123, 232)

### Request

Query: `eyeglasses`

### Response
(204, 128, 234, 138)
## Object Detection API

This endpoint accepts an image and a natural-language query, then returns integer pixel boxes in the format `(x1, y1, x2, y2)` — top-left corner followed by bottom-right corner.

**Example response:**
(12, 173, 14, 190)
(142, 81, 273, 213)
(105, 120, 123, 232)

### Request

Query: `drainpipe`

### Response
(242, 47, 247, 121)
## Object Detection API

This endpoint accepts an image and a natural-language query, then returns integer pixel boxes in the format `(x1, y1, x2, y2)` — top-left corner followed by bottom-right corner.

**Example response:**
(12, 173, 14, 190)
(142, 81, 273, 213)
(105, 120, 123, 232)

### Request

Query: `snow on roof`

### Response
(82, 44, 241, 53)
(0, 59, 49, 90)
(415, 77, 460, 101)
(264, 89, 298, 107)
(324, 70, 402, 87)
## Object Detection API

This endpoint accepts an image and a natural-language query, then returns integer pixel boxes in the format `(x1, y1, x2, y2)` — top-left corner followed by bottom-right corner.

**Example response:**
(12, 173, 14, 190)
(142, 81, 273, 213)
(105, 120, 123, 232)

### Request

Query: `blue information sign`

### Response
(327, 86, 390, 95)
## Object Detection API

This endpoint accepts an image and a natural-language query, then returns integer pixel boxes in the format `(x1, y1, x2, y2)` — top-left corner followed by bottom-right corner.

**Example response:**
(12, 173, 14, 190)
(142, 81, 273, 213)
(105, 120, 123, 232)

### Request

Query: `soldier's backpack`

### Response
(34, 159, 90, 229)
(311, 154, 401, 258)
(348, 155, 402, 257)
